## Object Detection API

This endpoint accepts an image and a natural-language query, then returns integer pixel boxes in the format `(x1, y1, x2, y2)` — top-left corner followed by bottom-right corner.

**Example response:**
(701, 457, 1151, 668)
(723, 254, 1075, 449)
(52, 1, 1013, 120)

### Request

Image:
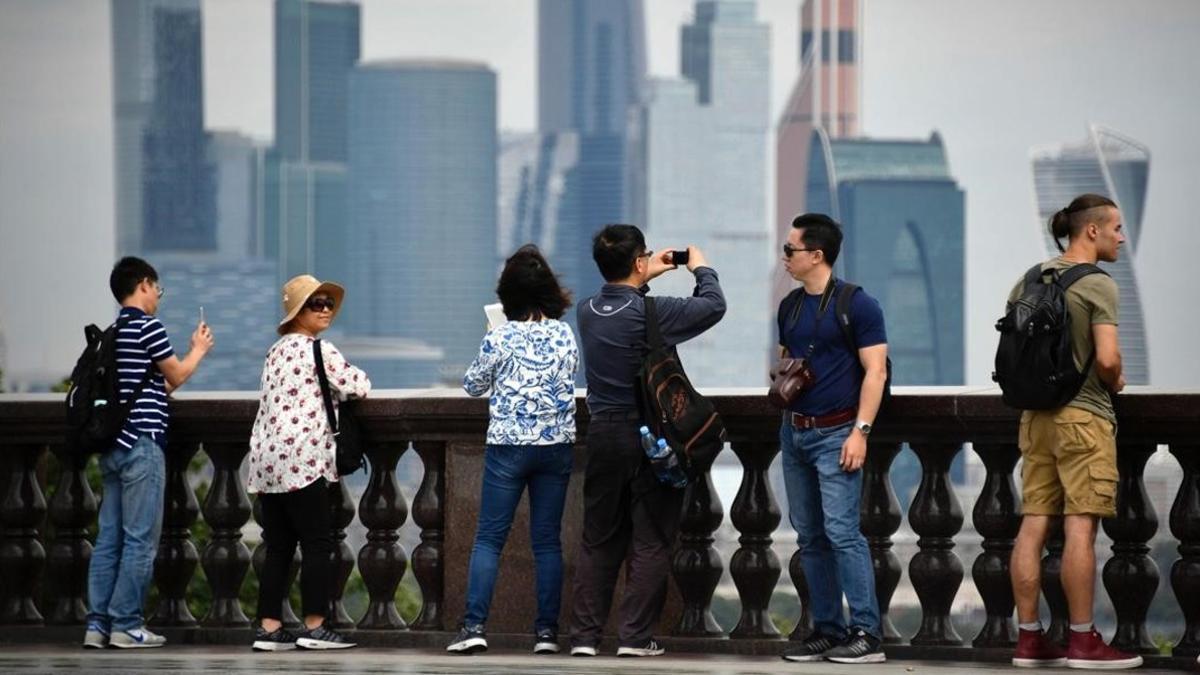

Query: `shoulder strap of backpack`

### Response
(312, 339, 339, 435)
(1022, 262, 1047, 291)
(1056, 262, 1108, 290)
(834, 281, 861, 354)
(643, 296, 664, 351)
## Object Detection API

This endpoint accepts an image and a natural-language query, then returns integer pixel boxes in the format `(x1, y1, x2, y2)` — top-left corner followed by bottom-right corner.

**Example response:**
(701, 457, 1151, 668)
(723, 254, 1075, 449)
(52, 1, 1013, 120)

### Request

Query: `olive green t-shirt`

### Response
(1007, 256, 1120, 422)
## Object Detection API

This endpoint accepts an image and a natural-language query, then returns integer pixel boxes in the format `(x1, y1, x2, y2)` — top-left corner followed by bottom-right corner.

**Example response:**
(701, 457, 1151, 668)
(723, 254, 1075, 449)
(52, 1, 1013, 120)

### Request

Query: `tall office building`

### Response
(806, 128, 965, 385)
(1031, 125, 1151, 384)
(263, 0, 359, 285)
(112, 0, 215, 255)
(346, 61, 498, 385)
(208, 130, 264, 261)
(773, 0, 861, 312)
(640, 0, 770, 388)
(538, 0, 646, 299)
(497, 132, 582, 270)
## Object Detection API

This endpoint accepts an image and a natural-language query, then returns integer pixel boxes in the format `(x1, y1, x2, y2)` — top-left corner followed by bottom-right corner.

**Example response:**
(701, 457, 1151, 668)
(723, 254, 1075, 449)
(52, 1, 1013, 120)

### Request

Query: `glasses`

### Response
(305, 297, 336, 312)
(149, 281, 164, 298)
(782, 243, 817, 259)
(638, 249, 654, 259)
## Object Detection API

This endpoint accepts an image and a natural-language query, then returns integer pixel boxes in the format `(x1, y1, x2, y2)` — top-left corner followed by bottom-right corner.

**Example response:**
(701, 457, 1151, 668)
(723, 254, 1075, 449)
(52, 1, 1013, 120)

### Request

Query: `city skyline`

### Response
(2, 0, 1199, 391)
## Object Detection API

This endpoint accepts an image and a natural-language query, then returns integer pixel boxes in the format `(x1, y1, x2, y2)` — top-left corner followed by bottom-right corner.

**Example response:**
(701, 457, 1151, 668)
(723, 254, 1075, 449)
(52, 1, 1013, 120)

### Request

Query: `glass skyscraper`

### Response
(263, 0, 359, 286)
(806, 128, 965, 385)
(345, 61, 498, 386)
(538, 0, 646, 300)
(1031, 125, 1151, 384)
(640, 0, 771, 388)
(111, 0, 215, 255)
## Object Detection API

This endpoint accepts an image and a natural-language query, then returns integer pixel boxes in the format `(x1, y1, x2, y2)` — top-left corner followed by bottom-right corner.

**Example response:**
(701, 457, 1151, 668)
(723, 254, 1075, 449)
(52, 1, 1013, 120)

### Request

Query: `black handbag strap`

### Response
(312, 339, 339, 437)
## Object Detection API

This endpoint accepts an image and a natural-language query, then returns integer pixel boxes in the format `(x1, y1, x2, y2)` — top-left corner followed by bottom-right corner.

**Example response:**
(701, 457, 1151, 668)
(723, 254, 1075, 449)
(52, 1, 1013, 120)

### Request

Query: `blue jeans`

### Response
(780, 419, 881, 639)
(86, 433, 166, 632)
(463, 443, 573, 632)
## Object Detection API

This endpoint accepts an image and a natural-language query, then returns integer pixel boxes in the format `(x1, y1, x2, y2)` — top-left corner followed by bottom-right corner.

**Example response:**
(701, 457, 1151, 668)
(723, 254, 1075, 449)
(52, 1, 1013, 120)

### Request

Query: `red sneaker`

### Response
(1066, 628, 1143, 670)
(1012, 628, 1067, 667)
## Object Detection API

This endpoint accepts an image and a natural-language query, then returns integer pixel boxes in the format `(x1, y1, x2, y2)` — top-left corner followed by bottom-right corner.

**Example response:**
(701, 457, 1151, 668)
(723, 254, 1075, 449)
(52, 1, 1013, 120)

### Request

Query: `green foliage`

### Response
(50, 376, 72, 393)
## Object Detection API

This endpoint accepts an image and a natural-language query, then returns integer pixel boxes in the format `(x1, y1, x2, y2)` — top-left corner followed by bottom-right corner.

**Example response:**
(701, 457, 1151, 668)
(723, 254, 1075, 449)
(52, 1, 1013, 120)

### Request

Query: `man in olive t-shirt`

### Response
(1006, 195, 1141, 670)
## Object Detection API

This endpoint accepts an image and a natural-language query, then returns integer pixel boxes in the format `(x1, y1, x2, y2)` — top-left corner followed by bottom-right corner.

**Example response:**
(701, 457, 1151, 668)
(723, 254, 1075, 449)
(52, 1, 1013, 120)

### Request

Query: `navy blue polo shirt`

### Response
(777, 280, 886, 416)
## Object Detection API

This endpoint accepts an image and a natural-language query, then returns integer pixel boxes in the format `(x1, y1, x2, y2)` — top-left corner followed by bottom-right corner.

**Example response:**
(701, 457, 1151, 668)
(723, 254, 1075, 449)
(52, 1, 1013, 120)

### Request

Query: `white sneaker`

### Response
(82, 621, 109, 649)
(110, 626, 167, 649)
(570, 645, 598, 656)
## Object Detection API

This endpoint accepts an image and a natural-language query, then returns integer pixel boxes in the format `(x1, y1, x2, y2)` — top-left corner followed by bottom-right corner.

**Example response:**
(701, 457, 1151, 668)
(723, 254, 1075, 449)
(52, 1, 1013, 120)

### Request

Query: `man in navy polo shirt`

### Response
(776, 214, 888, 664)
(83, 257, 213, 649)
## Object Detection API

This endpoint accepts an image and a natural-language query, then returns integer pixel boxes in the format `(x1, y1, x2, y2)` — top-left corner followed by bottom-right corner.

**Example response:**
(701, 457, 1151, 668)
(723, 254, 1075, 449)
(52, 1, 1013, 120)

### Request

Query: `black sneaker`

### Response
(781, 632, 842, 662)
(533, 628, 560, 654)
(252, 625, 297, 652)
(616, 638, 665, 657)
(295, 623, 355, 650)
(823, 628, 885, 664)
(446, 624, 488, 654)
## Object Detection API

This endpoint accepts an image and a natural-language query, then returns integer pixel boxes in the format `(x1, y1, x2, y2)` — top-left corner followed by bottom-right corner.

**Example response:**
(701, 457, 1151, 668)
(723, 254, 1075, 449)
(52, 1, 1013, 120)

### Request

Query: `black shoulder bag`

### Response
(313, 339, 366, 476)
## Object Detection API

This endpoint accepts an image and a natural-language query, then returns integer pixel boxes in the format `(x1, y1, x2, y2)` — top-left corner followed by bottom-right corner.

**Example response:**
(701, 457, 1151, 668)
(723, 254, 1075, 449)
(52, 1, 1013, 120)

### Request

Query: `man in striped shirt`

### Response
(84, 257, 214, 650)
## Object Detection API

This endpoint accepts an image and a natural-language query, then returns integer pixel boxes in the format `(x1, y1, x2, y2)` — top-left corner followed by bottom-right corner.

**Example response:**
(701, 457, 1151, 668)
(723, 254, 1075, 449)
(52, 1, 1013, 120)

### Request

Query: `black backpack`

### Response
(780, 281, 893, 411)
(992, 262, 1107, 410)
(65, 317, 151, 455)
(636, 296, 727, 480)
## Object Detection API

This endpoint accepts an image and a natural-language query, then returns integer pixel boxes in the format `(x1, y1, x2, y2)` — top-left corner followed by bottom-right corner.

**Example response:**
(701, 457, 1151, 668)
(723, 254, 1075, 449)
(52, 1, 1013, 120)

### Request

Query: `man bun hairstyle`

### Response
(1049, 193, 1118, 252)
(790, 212, 844, 265)
(592, 224, 647, 282)
(109, 256, 159, 302)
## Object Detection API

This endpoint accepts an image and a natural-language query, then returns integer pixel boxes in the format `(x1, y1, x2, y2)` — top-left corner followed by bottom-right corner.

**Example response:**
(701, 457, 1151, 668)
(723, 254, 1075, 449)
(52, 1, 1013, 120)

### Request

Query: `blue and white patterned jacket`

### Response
(463, 319, 578, 446)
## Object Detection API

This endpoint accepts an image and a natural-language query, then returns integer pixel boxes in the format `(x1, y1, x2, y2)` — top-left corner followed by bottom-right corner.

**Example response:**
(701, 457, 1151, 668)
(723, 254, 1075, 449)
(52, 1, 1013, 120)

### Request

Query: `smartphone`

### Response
(484, 303, 507, 330)
(199, 306, 206, 326)
(671, 249, 690, 266)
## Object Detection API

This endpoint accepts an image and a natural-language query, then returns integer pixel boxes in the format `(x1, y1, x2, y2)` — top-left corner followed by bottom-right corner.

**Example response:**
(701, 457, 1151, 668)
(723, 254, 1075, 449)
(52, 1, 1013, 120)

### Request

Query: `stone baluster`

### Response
(672, 464, 725, 637)
(44, 444, 97, 625)
(200, 442, 252, 627)
(786, 552, 813, 640)
(1101, 441, 1159, 654)
(729, 440, 781, 639)
(327, 477, 357, 629)
(151, 439, 202, 627)
(410, 441, 445, 631)
(907, 441, 964, 646)
(249, 496, 301, 628)
(0, 444, 47, 625)
(1040, 524, 1068, 645)
(861, 439, 904, 643)
(357, 442, 409, 630)
(1169, 444, 1200, 657)
(970, 442, 1021, 647)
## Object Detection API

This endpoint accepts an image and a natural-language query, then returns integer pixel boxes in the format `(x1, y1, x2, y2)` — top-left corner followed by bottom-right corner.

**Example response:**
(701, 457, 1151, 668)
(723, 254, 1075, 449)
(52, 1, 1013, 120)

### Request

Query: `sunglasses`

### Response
(782, 243, 817, 259)
(305, 297, 336, 312)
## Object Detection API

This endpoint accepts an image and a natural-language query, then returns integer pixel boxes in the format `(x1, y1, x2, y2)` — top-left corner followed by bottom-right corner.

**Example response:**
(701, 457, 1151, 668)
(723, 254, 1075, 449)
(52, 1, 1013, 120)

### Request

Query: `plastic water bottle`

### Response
(639, 426, 688, 488)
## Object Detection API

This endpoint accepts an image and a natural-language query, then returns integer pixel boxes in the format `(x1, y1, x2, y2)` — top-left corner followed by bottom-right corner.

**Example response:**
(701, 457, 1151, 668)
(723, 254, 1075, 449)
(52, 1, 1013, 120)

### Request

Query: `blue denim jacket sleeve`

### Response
(463, 332, 500, 396)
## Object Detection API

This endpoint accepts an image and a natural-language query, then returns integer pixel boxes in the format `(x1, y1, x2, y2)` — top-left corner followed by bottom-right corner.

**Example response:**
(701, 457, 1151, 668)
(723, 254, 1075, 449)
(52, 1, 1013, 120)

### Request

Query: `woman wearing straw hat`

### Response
(446, 244, 578, 656)
(247, 274, 370, 652)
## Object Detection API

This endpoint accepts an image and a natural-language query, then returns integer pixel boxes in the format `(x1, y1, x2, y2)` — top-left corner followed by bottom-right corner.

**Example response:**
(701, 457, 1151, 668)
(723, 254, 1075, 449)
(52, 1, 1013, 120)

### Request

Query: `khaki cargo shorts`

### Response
(1018, 406, 1118, 518)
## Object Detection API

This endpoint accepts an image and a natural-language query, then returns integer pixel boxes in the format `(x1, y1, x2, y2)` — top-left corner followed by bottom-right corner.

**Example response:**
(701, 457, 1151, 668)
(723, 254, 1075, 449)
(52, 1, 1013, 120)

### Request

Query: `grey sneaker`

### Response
(823, 628, 885, 664)
(252, 625, 297, 651)
(82, 621, 109, 649)
(533, 628, 560, 654)
(110, 626, 167, 649)
(781, 632, 841, 662)
(295, 623, 355, 650)
(446, 624, 487, 654)
(617, 638, 665, 657)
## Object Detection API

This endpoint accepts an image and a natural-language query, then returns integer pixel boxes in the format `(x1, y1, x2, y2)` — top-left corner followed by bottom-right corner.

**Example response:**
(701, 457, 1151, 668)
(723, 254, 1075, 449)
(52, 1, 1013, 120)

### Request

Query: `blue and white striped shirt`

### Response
(114, 307, 174, 449)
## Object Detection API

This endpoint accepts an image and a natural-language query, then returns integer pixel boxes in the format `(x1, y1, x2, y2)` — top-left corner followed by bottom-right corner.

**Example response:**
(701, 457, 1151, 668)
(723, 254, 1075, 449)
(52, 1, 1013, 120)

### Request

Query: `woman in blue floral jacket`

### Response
(447, 244, 578, 656)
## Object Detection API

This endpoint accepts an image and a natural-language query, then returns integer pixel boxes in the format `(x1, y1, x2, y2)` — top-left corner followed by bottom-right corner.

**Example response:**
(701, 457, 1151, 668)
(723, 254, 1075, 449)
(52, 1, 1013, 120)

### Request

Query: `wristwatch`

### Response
(855, 420, 873, 436)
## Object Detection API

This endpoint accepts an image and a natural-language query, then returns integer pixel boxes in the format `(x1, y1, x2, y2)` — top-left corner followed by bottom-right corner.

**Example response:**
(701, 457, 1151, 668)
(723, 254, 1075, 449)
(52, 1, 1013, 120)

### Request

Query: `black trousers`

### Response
(569, 411, 684, 646)
(255, 478, 333, 621)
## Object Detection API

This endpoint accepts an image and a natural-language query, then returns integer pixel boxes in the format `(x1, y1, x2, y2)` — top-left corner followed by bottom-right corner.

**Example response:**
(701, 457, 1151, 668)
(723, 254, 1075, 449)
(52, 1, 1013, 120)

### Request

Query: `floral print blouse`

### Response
(247, 334, 371, 494)
(463, 319, 578, 446)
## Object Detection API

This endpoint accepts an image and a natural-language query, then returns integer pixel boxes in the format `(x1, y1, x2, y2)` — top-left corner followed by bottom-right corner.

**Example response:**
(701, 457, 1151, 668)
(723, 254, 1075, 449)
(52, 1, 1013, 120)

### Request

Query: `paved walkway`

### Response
(0, 647, 1193, 675)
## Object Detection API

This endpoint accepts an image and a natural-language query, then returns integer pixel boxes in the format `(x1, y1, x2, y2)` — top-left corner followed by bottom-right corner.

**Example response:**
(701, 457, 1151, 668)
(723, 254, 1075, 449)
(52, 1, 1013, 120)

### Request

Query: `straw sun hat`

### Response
(278, 274, 345, 335)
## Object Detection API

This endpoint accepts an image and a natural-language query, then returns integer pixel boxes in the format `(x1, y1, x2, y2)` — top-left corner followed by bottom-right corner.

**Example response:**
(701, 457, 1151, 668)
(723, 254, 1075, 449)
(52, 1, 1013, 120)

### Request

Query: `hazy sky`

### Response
(1, 0, 1198, 389)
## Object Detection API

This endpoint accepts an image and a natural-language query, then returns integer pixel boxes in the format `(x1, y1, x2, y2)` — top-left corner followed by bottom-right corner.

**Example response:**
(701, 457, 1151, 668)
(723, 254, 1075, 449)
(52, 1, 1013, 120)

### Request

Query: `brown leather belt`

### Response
(787, 407, 857, 430)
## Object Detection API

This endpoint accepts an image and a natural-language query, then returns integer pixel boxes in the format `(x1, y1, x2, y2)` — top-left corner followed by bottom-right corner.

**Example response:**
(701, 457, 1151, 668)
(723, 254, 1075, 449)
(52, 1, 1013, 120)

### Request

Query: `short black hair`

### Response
(592, 224, 647, 282)
(497, 244, 572, 320)
(109, 256, 159, 302)
(791, 213, 843, 265)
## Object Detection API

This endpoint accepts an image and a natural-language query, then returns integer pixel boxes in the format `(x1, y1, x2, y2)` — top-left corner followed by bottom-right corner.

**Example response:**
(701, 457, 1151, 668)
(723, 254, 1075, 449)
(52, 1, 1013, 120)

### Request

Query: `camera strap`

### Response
(785, 277, 838, 359)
